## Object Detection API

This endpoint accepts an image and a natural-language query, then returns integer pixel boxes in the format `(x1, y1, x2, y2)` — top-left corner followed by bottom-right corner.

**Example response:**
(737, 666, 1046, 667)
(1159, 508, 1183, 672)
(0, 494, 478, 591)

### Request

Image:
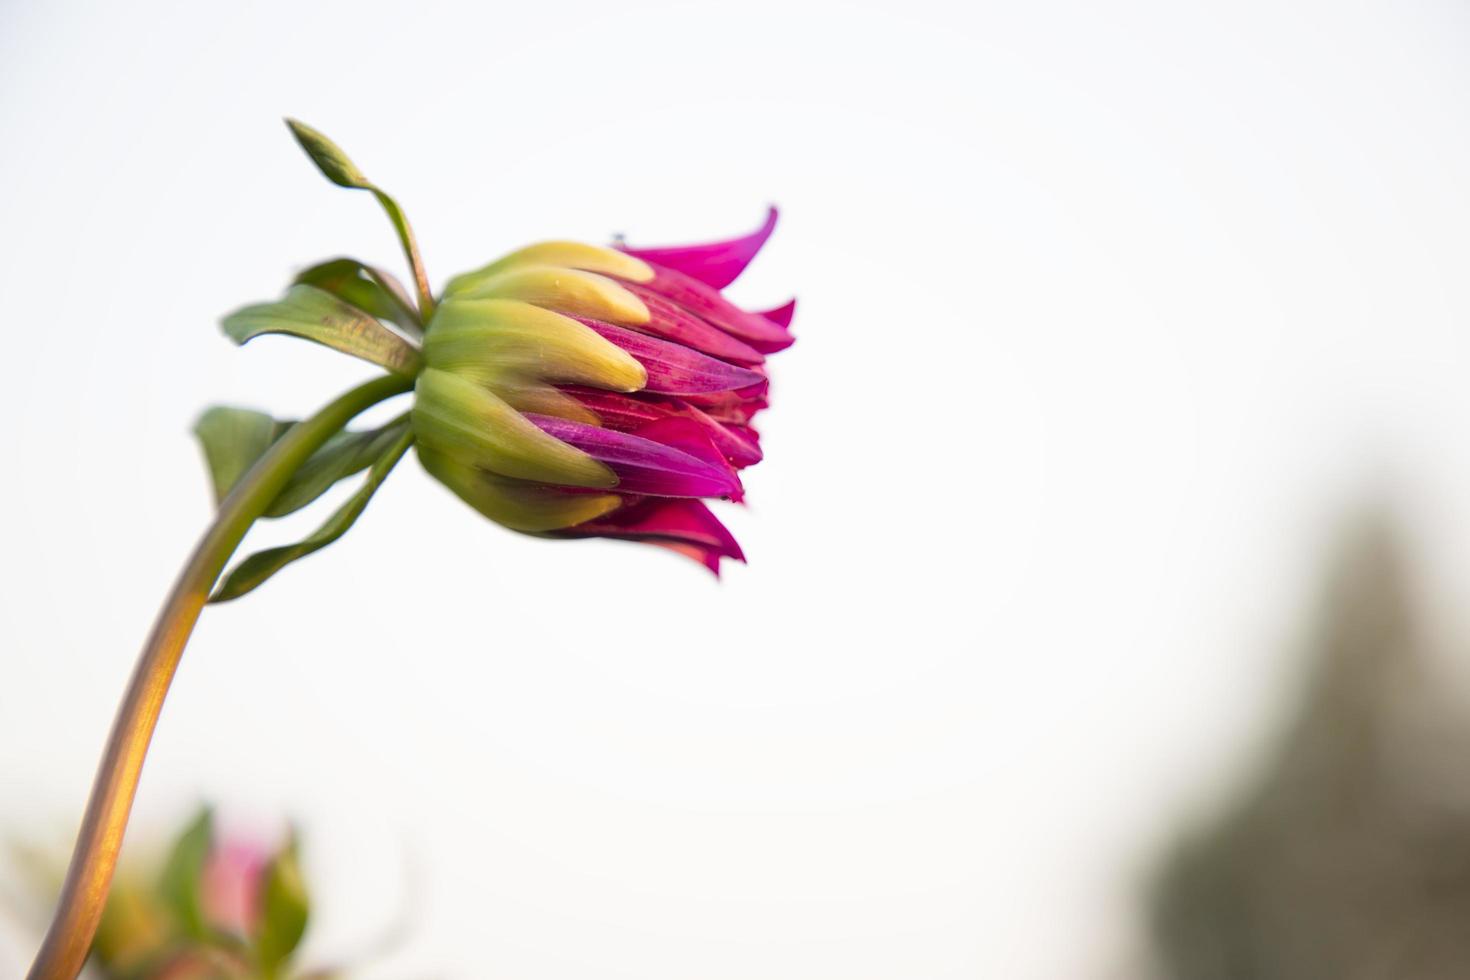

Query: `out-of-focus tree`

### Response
(1150, 516, 1470, 979)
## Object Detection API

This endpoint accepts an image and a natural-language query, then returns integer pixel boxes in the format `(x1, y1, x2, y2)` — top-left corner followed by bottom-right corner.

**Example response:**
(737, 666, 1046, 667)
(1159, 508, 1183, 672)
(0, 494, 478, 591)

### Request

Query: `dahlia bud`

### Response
(198, 122, 792, 596)
(413, 218, 791, 572)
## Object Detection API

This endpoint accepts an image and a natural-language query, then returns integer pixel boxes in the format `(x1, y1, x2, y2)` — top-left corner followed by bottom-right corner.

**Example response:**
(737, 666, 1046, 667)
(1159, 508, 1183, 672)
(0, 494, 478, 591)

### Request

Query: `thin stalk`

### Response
(27, 373, 412, 980)
(371, 189, 435, 322)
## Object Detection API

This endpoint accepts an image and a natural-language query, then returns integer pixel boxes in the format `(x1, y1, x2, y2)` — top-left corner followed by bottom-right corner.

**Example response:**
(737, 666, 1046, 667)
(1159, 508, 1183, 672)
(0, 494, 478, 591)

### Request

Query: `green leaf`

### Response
(194, 406, 411, 516)
(194, 408, 293, 505)
(265, 415, 410, 518)
(222, 284, 423, 377)
(157, 806, 213, 941)
(254, 833, 310, 974)
(210, 428, 414, 602)
(295, 257, 422, 336)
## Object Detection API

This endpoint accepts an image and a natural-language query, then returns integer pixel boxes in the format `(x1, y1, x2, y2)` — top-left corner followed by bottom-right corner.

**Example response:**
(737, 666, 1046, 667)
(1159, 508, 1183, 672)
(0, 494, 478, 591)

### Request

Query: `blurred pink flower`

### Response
(200, 839, 268, 937)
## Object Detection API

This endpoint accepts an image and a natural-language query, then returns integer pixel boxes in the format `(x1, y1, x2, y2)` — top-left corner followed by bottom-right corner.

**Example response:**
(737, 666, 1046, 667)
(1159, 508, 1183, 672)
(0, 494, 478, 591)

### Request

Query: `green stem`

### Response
(27, 374, 411, 980)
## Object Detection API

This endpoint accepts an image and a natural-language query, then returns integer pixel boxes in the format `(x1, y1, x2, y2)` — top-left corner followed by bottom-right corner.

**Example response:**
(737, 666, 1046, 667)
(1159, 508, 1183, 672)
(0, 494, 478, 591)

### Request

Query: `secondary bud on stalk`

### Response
(40, 808, 311, 979)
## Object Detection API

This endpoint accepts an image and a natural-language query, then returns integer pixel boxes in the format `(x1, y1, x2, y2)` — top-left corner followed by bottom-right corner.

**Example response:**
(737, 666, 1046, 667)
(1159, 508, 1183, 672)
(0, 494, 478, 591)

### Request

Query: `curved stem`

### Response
(28, 374, 412, 980)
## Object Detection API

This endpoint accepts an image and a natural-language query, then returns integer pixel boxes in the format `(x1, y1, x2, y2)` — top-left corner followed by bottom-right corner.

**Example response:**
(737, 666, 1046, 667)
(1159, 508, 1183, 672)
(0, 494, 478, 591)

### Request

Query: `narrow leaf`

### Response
(210, 429, 414, 602)
(222, 284, 422, 377)
(265, 415, 410, 518)
(295, 257, 421, 336)
(254, 833, 310, 972)
(194, 408, 292, 504)
(158, 806, 213, 941)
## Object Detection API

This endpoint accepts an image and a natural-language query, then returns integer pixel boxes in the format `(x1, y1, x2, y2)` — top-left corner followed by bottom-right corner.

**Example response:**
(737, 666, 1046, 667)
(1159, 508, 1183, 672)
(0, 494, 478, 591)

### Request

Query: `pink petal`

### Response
(527, 414, 742, 499)
(678, 380, 770, 425)
(702, 415, 763, 468)
(757, 298, 797, 329)
(578, 319, 765, 394)
(721, 421, 762, 456)
(202, 841, 268, 937)
(570, 498, 746, 575)
(620, 207, 778, 290)
(622, 282, 766, 366)
(640, 264, 795, 353)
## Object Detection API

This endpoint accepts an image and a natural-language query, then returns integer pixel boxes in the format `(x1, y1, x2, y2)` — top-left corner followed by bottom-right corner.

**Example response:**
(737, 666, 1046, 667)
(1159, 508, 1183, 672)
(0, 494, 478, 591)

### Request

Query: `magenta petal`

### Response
(631, 417, 745, 501)
(678, 386, 769, 425)
(620, 207, 778, 290)
(716, 421, 763, 467)
(562, 389, 765, 468)
(622, 283, 766, 366)
(579, 319, 766, 394)
(681, 373, 769, 421)
(527, 414, 742, 499)
(654, 540, 732, 574)
(572, 499, 746, 575)
(757, 298, 797, 329)
(640, 265, 795, 353)
(697, 412, 762, 468)
(559, 387, 666, 429)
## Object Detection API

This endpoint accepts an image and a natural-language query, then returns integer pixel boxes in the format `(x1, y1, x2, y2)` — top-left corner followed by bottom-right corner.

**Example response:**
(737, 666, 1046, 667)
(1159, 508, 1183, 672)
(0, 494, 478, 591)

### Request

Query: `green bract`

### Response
(255, 834, 310, 973)
(294, 257, 422, 336)
(157, 808, 213, 941)
(222, 284, 422, 377)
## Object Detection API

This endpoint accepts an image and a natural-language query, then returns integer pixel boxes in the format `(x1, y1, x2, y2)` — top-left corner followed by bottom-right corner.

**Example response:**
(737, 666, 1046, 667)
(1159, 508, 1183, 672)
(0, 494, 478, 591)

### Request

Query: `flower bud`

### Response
(414, 212, 793, 573)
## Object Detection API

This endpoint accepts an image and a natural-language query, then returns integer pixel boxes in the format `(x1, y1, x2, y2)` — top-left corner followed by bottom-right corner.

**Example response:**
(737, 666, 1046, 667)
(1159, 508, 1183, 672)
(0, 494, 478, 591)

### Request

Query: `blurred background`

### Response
(5, 0, 1470, 976)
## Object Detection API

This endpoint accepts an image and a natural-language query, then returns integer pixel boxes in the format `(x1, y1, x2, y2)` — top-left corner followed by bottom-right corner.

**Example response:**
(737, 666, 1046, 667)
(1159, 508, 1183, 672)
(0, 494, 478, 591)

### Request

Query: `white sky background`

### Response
(4, 0, 1470, 976)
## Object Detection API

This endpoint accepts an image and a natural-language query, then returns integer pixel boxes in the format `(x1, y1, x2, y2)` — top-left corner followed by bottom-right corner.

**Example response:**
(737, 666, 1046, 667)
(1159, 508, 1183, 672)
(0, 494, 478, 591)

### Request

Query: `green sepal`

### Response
(157, 806, 213, 941)
(222, 284, 423, 377)
(253, 832, 310, 974)
(295, 257, 422, 337)
(194, 407, 294, 505)
(422, 297, 644, 392)
(419, 447, 622, 532)
(210, 428, 414, 602)
(264, 415, 410, 518)
(412, 368, 616, 489)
